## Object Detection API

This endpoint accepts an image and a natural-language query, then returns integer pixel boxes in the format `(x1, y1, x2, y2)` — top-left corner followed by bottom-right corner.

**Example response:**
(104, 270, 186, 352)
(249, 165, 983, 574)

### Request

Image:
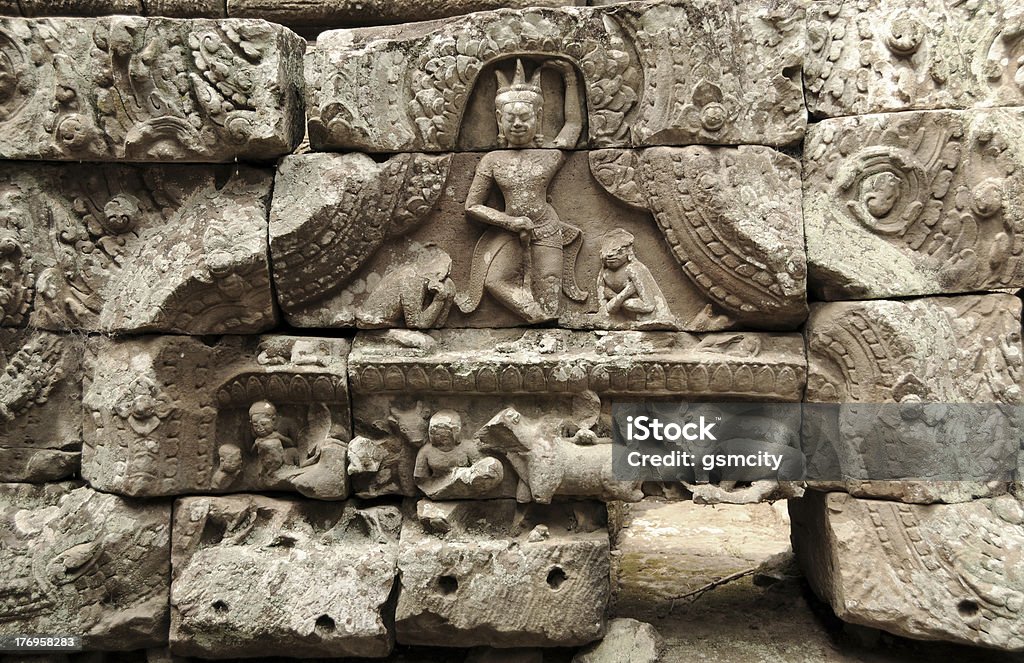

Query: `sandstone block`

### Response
(804, 294, 1024, 502)
(805, 109, 1024, 299)
(395, 499, 610, 647)
(270, 148, 806, 331)
(792, 491, 1024, 651)
(19, 1, 142, 15)
(170, 495, 401, 658)
(0, 17, 304, 162)
(306, 0, 805, 152)
(0, 163, 275, 334)
(805, 0, 1024, 117)
(572, 618, 663, 663)
(146, 1, 228, 18)
(0, 482, 171, 650)
(229, 0, 583, 29)
(0, 330, 82, 482)
(82, 335, 351, 500)
(346, 329, 805, 501)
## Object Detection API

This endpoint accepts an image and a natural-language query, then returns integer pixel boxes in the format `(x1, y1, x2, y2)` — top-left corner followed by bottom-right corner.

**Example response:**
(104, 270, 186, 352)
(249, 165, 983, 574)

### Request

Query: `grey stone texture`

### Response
(0, 17, 304, 162)
(83, 335, 351, 500)
(170, 495, 402, 658)
(805, 108, 1024, 300)
(804, 294, 1024, 503)
(0, 482, 171, 650)
(271, 147, 806, 331)
(395, 499, 610, 647)
(572, 618, 663, 663)
(306, 0, 806, 152)
(805, 0, 1024, 118)
(792, 491, 1024, 651)
(0, 330, 83, 482)
(0, 163, 276, 334)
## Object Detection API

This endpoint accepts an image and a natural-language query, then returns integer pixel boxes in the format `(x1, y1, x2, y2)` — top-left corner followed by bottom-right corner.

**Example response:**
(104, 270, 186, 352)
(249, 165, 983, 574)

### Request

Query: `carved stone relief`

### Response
(0, 17, 304, 161)
(0, 330, 82, 482)
(170, 495, 401, 658)
(805, 109, 1024, 299)
(0, 163, 276, 334)
(804, 294, 1024, 503)
(395, 499, 609, 647)
(306, 0, 805, 152)
(82, 335, 351, 499)
(346, 329, 805, 501)
(792, 491, 1024, 651)
(0, 482, 170, 649)
(271, 146, 806, 331)
(806, 0, 1024, 117)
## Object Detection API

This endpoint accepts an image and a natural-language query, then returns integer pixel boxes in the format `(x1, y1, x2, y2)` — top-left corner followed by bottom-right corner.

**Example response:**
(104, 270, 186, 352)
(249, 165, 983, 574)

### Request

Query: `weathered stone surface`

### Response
(270, 148, 806, 331)
(0, 17, 304, 162)
(804, 294, 1023, 502)
(230, 0, 583, 29)
(805, 0, 1024, 118)
(306, 1, 805, 152)
(572, 618, 663, 663)
(791, 491, 1024, 651)
(0, 482, 170, 649)
(0, 164, 275, 334)
(19, 0, 143, 16)
(0, 330, 82, 482)
(82, 335, 351, 500)
(346, 329, 805, 500)
(395, 499, 609, 647)
(805, 109, 1024, 299)
(146, 1, 228, 17)
(170, 495, 401, 658)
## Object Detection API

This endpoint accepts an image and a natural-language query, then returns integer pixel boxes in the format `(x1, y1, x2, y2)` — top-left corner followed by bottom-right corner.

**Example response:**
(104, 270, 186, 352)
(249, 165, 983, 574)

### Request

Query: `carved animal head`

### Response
(385, 400, 430, 446)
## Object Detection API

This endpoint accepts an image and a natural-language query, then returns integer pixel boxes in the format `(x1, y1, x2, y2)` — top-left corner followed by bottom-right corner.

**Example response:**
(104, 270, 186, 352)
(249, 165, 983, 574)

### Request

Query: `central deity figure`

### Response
(456, 58, 588, 323)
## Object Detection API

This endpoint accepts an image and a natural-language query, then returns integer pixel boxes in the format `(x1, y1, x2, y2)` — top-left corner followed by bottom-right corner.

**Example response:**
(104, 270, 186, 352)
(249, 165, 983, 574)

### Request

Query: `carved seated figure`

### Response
(413, 410, 504, 499)
(211, 443, 243, 489)
(595, 228, 673, 327)
(249, 401, 298, 478)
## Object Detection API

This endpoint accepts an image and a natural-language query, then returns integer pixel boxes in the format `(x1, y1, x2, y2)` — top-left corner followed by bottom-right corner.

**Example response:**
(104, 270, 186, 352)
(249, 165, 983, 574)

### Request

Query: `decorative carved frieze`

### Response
(0, 16, 304, 161)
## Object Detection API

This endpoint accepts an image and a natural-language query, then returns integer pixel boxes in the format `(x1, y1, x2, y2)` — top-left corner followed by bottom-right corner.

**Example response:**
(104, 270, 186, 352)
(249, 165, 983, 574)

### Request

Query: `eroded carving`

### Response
(395, 499, 609, 647)
(0, 482, 170, 649)
(0, 330, 82, 482)
(170, 495, 401, 658)
(0, 16, 303, 161)
(306, 0, 805, 152)
(83, 335, 351, 499)
(805, 109, 1024, 299)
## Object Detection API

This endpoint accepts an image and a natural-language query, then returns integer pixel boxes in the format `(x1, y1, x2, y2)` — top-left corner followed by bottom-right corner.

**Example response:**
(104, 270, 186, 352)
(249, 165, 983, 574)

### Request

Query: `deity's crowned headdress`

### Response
(495, 59, 543, 108)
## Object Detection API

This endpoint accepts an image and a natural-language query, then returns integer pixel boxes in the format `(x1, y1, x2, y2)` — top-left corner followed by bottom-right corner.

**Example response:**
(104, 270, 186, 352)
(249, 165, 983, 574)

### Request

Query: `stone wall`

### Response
(0, 0, 1022, 660)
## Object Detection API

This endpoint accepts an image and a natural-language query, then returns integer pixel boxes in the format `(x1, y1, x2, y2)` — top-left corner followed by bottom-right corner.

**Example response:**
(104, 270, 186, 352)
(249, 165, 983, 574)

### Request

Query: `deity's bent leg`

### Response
(532, 245, 563, 320)
(485, 241, 546, 322)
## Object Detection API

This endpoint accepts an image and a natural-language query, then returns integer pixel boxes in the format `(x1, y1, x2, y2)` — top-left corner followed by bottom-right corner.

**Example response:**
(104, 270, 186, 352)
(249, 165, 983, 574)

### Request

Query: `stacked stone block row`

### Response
(0, 0, 1023, 658)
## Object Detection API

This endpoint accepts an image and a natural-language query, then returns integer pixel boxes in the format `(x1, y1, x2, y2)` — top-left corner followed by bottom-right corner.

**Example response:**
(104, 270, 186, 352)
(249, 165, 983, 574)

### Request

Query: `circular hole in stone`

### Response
(958, 600, 979, 618)
(547, 566, 568, 590)
(437, 575, 459, 595)
(315, 614, 336, 635)
(211, 600, 229, 613)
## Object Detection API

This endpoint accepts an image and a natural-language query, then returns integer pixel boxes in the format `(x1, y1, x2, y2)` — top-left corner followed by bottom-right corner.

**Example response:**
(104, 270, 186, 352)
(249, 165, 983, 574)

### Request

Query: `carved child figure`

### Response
(211, 444, 243, 489)
(413, 410, 503, 499)
(596, 229, 673, 326)
(249, 401, 298, 477)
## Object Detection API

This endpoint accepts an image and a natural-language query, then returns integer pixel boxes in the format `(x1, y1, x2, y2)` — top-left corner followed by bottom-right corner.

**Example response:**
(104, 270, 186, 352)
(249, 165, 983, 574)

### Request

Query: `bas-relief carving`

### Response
(792, 491, 1024, 651)
(806, 0, 1024, 117)
(170, 495, 401, 658)
(805, 109, 1024, 299)
(270, 144, 806, 331)
(82, 335, 351, 500)
(346, 329, 806, 501)
(0, 16, 304, 162)
(306, 0, 805, 152)
(804, 294, 1024, 503)
(0, 330, 82, 482)
(0, 164, 276, 334)
(0, 482, 170, 649)
(395, 499, 609, 648)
